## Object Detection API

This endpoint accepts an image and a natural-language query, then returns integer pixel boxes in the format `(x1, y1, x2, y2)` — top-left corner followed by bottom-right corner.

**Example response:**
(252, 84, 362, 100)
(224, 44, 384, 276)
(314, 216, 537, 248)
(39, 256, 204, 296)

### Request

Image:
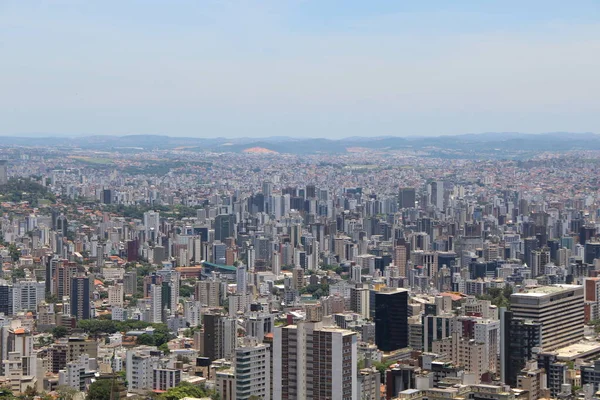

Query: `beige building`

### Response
(510, 284, 584, 351)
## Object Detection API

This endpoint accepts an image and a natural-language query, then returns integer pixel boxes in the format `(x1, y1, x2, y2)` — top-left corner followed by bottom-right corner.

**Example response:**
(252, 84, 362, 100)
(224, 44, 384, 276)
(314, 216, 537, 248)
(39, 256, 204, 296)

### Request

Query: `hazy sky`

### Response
(1, 1, 599, 138)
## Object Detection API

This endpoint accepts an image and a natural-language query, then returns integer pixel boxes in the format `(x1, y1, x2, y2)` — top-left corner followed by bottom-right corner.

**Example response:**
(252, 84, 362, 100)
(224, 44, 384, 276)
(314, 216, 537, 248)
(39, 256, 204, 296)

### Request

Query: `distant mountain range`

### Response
(0, 132, 597, 157)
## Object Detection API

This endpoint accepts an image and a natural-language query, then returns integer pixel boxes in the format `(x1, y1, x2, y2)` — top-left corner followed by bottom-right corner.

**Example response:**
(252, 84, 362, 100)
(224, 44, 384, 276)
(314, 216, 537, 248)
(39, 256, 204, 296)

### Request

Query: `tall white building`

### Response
(143, 211, 160, 243)
(107, 283, 124, 307)
(273, 322, 358, 400)
(235, 339, 271, 400)
(149, 284, 162, 323)
(12, 281, 45, 313)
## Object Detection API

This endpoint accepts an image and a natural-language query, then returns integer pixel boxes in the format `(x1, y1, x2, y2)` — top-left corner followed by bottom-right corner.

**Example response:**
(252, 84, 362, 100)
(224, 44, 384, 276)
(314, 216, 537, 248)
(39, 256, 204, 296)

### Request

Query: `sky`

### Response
(1, 0, 599, 138)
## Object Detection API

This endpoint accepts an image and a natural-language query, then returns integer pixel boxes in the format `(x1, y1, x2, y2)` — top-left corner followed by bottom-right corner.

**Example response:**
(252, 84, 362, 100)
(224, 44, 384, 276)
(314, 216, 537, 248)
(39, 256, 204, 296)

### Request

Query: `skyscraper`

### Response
(70, 276, 90, 320)
(235, 339, 271, 400)
(500, 309, 543, 387)
(215, 214, 235, 242)
(273, 322, 358, 400)
(375, 288, 408, 352)
(0, 160, 7, 185)
(398, 187, 416, 209)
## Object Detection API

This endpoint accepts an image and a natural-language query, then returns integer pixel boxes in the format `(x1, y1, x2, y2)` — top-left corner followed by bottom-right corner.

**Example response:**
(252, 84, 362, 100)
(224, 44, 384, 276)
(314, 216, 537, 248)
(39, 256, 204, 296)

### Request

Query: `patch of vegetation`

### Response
(0, 177, 56, 206)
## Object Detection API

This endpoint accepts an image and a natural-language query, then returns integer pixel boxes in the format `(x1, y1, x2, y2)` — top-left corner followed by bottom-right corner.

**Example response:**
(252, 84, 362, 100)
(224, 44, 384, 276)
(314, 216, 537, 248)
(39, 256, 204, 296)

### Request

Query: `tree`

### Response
(52, 326, 68, 339)
(0, 388, 15, 399)
(158, 342, 170, 354)
(87, 379, 113, 400)
(136, 334, 155, 346)
(11, 267, 26, 279)
(159, 382, 208, 400)
(55, 386, 78, 400)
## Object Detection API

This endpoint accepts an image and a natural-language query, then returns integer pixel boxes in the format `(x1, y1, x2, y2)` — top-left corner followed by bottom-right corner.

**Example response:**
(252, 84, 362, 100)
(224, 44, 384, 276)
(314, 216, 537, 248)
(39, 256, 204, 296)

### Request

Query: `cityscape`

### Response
(1, 138, 600, 400)
(3, 1, 600, 400)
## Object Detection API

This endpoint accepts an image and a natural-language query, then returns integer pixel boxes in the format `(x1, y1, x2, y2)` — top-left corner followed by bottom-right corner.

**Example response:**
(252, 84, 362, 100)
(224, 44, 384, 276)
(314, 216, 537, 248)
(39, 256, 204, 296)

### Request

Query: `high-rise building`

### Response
(500, 309, 543, 387)
(201, 313, 236, 361)
(123, 271, 137, 296)
(149, 284, 162, 323)
(510, 284, 584, 351)
(215, 214, 235, 242)
(195, 280, 221, 307)
(375, 288, 408, 352)
(143, 211, 160, 243)
(70, 276, 90, 320)
(398, 188, 416, 209)
(273, 322, 358, 400)
(108, 283, 124, 307)
(235, 339, 271, 400)
(0, 160, 7, 185)
(12, 281, 45, 313)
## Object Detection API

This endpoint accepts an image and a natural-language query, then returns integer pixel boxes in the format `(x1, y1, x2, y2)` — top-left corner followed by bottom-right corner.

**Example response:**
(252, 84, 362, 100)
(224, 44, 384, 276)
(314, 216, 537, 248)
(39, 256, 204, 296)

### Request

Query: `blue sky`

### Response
(1, 0, 599, 138)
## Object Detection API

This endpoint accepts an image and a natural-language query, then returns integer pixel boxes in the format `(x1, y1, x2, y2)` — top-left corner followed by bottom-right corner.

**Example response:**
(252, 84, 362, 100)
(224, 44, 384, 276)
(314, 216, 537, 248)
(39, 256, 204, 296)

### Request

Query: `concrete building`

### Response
(273, 321, 358, 400)
(510, 284, 584, 351)
(107, 283, 124, 307)
(235, 339, 270, 400)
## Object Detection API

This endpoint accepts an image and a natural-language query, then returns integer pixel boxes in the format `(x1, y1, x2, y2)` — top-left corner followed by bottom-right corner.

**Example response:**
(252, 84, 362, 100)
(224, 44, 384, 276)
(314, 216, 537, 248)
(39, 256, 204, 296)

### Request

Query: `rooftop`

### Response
(512, 284, 582, 297)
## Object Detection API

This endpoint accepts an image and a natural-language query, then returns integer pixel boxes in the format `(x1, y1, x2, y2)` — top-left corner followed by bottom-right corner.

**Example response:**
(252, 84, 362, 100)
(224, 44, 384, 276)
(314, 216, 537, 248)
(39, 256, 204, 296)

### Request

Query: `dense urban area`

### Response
(2, 140, 600, 400)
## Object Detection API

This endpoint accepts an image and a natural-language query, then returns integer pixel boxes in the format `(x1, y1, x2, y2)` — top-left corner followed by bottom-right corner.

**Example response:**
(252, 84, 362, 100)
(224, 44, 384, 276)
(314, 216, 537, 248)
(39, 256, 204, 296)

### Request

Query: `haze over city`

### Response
(5, 2, 600, 400)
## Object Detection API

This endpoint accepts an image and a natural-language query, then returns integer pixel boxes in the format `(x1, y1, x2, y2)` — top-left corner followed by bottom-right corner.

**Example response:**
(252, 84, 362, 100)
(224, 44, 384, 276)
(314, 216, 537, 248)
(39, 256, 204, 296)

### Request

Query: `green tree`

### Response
(136, 334, 155, 346)
(0, 388, 16, 399)
(11, 267, 26, 280)
(8, 245, 21, 262)
(55, 386, 78, 400)
(158, 342, 170, 354)
(87, 379, 113, 400)
(159, 382, 208, 400)
(52, 326, 68, 339)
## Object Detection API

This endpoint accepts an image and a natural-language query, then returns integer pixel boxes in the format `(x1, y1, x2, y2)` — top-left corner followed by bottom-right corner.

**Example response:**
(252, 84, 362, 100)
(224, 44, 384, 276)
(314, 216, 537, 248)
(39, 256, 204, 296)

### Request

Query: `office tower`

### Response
(201, 313, 236, 361)
(273, 322, 358, 400)
(510, 284, 584, 351)
(108, 283, 124, 307)
(143, 211, 160, 243)
(429, 181, 444, 210)
(0, 160, 7, 185)
(394, 244, 409, 276)
(585, 241, 600, 264)
(580, 225, 596, 245)
(500, 309, 543, 387)
(236, 263, 247, 295)
(195, 280, 221, 307)
(398, 188, 416, 209)
(102, 189, 112, 204)
(0, 283, 13, 316)
(123, 271, 137, 295)
(235, 339, 271, 400)
(70, 276, 90, 320)
(272, 251, 281, 276)
(54, 263, 78, 299)
(127, 239, 139, 262)
(215, 214, 235, 242)
(149, 284, 162, 323)
(192, 237, 202, 263)
(375, 288, 408, 352)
